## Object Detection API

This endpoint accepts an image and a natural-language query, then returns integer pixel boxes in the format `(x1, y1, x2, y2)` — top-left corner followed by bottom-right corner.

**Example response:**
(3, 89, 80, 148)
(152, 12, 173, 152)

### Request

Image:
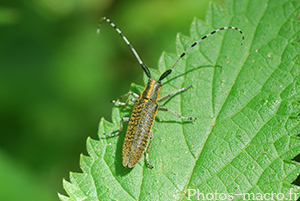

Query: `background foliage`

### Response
(0, 0, 213, 200)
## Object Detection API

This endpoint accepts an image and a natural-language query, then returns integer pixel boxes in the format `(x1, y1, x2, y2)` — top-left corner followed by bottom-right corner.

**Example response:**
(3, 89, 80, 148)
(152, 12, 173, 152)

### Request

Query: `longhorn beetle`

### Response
(98, 17, 244, 168)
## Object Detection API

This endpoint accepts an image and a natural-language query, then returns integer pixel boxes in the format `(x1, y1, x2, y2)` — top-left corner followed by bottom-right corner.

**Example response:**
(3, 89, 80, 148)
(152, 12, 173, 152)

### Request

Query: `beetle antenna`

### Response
(97, 17, 151, 78)
(158, 26, 244, 81)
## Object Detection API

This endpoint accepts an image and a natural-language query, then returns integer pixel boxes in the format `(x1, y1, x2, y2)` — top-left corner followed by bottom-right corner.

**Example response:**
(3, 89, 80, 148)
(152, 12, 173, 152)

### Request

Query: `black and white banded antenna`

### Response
(158, 26, 244, 81)
(97, 17, 244, 82)
(97, 17, 151, 79)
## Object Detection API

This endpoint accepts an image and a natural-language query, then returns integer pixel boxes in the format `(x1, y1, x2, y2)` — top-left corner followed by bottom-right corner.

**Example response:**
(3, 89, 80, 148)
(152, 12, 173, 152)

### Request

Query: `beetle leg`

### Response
(145, 131, 154, 169)
(104, 117, 130, 137)
(111, 99, 136, 106)
(111, 92, 139, 106)
(120, 91, 139, 99)
(158, 107, 196, 121)
(158, 85, 192, 102)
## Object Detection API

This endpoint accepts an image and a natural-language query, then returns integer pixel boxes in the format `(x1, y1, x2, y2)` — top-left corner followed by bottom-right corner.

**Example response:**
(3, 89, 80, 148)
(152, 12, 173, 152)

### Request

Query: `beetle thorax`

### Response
(140, 79, 161, 102)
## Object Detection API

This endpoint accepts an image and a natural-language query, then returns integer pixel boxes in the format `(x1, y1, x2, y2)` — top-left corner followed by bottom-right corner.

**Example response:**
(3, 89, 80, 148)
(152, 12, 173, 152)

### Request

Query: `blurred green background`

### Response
(0, 0, 220, 200)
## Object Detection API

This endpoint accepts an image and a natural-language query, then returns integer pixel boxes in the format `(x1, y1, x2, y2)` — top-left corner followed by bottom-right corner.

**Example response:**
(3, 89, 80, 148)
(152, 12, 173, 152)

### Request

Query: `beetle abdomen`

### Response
(122, 99, 158, 168)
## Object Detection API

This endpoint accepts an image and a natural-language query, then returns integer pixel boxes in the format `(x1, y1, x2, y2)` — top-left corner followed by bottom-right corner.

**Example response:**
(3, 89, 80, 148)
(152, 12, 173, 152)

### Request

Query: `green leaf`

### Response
(59, 0, 300, 200)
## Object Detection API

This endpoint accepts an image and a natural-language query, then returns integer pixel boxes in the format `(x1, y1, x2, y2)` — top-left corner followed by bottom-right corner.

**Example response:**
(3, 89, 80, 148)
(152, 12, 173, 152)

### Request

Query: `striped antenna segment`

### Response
(97, 17, 151, 78)
(171, 26, 244, 71)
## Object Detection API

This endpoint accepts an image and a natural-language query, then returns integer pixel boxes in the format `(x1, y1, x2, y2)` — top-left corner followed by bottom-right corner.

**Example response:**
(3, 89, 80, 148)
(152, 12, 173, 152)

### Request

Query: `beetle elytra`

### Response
(98, 17, 244, 168)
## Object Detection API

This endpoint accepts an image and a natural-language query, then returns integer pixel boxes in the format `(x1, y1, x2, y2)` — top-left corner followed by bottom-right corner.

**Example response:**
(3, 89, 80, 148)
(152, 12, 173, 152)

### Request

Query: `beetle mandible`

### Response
(98, 17, 244, 168)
